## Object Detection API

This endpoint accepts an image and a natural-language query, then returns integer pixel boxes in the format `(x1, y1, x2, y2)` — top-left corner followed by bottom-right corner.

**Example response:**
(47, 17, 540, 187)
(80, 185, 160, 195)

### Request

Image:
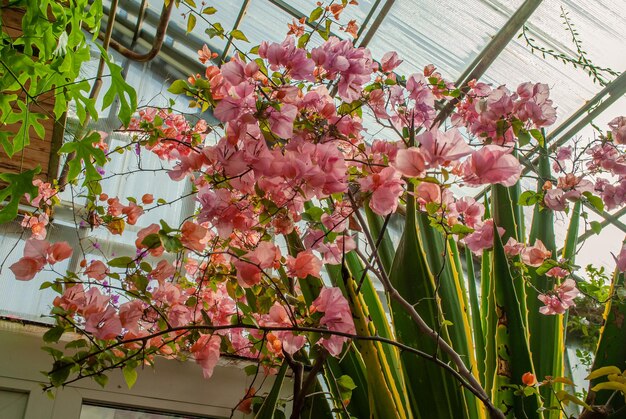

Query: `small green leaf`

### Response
(590, 221, 603, 235)
(187, 14, 196, 33)
(93, 373, 108, 388)
(309, 6, 323, 22)
(107, 256, 134, 268)
(167, 80, 188, 95)
(202, 6, 217, 14)
(43, 326, 65, 343)
(0, 168, 40, 224)
(122, 366, 138, 389)
(230, 29, 249, 42)
(298, 33, 310, 48)
(583, 192, 604, 213)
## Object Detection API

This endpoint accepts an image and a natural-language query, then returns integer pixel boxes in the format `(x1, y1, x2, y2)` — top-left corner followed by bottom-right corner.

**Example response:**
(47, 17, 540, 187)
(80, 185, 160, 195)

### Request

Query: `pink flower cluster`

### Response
(9, 239, 72, 281)
(454, 81, 557, 144)
(537, 278, 579, 315)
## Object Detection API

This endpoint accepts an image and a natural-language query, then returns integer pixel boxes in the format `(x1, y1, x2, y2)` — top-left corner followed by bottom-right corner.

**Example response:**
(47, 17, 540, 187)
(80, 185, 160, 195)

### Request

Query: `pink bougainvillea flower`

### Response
(268, 104, 298, 139)
(358, 167, 404, 216)
(393, 147, 426, 177)
(380, 51, 402, 72)
(546, 267, 569, 278)
(85, 306, 122, 340)
(21, 213, 49, 240)
(191, 334, 221, 378)
(520, 239, 552, 267)
(447, 197, 484, 229)
(461, 145, 522, 187)
(47, 242, 73, 264)
(136, 224, 164, 257)
(503, 237, 524, 257)
(538, 278, 579, 315)
(245, 241, 281, 270)
(233, 259, 263, 288)
(9, 257, 43, 281)
(608, 116, 626, 145)
(415, 182, 441, 206)
(463, 220, 504, 255)
(310, 287, 356, 356)
(84, 260, 109, 281)
(418, 129, 472, 168)
(151, 259, 176, 282)
(181, 221, 209, 252)
(286, 249, 322, 279)
(119, 300, 144, 335)
(122, 202, 144, 225)
(53, 284, 86, 312)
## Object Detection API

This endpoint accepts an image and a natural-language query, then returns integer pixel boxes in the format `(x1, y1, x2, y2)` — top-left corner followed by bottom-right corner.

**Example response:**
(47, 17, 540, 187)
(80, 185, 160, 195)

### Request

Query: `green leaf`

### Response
(230, 29, 249, 42)
(529, 129, 544, 146)
(202, 6, 217, 14)
(590, 221, 603, 235)
(122, 366, 138, 389)
(107, 256, 134, 268)
(255, 362, 287, 419)
(583, 192, 604, 213)
(58, 131, 106, 185)
(518, 190, 540, 206)
(96, 45, 137, 125)
(187, 14, 196, 34)
(337, 375, 357, 401)
(48, 361, 72, 387)
(298, 33, 310, 48)
(0, 168, 40, 224)
(93, 373, 108, 388)
(43, 326, 65, 343)
(517, 130, 531, 147)
(309, 7, 323, 22)
(167, 80, 188, 95)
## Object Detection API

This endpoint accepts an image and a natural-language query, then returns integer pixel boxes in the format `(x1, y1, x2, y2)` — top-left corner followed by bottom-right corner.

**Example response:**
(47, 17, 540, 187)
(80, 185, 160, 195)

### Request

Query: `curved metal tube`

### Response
(101, 0, 174, 63)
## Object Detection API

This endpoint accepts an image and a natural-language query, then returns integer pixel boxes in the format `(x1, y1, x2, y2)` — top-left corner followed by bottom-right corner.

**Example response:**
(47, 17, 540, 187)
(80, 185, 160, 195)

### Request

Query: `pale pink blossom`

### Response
(461, 145, 522, 187)
(538, 278, 579, 315)
(520, 239, 552, 267)
(311, 287, 355, 356)
(84, 260, 108, 281)
(85, 306, 122, 340)
(608, 116, 626, 145)
(380, 51, 402, 72)
(191, 334, 221, 378)
(417, 129, 472, 168)
(393, 147, 426, 177)
(463, 220, 504, 255)
(358, 167, 404, 216)
(503, 237, 524, 256)
(286, 250, 322, 278)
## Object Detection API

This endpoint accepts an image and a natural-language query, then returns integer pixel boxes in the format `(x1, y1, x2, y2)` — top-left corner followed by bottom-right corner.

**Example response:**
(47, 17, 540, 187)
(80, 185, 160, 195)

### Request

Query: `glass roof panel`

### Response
(366, 0, 525, 80)
(480, 0, 626, 130)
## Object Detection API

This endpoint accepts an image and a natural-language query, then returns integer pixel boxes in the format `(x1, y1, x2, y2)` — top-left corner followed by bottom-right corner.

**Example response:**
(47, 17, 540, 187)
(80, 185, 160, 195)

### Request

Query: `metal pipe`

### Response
(101, 0, 174, 62)
(357, 0, 395, 48)
(431, 0, 543, 128)
(560, 207, 626, 253)
(220, 0, 251, 63)
(355, 0, 383, 42)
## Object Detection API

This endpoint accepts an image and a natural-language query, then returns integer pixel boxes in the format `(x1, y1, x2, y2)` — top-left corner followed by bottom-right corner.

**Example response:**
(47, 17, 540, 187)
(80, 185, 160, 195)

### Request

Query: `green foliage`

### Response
(0, 167, 40, 223)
